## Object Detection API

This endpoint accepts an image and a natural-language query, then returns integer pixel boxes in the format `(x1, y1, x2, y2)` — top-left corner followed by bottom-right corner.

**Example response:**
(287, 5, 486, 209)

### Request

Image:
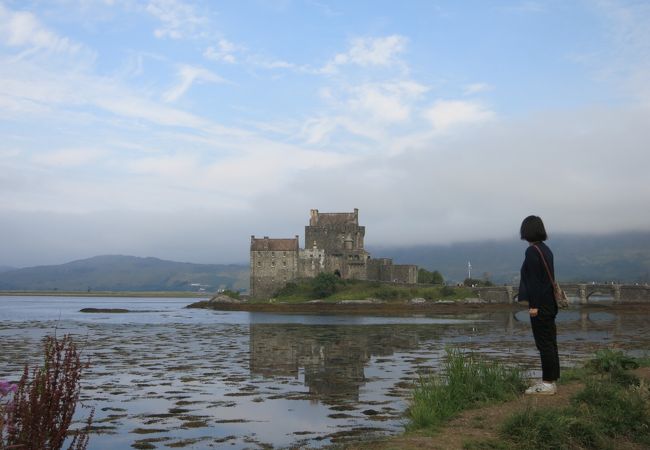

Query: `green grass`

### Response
(469, 350, 650, 450)
(406, 348, 526, 431)
(269, 278, 472, 303)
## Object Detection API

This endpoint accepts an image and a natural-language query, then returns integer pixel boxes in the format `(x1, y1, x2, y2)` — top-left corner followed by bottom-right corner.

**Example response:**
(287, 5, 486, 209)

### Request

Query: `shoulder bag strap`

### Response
(532, 244, 555, 283)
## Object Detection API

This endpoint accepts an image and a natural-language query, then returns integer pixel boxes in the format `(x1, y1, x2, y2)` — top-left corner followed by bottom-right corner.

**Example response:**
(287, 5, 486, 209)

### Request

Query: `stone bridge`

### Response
(471, 283, 650, 304)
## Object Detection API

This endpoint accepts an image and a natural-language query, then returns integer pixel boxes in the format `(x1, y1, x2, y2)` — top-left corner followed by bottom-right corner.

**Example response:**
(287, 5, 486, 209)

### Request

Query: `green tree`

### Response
(463, 277, 493, 287)
(311, 273, 340, 298)
(418, 268, 444, 285)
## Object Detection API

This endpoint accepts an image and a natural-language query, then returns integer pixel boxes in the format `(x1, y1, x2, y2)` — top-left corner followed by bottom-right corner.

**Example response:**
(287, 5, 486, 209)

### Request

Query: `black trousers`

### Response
(531, 315, 560, 381)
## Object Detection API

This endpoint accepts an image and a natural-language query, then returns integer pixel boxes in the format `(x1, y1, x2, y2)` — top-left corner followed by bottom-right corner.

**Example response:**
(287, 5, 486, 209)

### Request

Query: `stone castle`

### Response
(250, 209, 418, 299)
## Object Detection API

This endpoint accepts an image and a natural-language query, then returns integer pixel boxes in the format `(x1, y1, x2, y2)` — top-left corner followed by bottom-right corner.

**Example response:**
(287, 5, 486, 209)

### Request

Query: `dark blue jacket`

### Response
(518, 242, 557, 317)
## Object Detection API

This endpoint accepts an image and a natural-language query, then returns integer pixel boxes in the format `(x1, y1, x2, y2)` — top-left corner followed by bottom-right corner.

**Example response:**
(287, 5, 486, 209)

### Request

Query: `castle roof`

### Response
(250, 237, 298, 251)
(312, 212, 357, 226)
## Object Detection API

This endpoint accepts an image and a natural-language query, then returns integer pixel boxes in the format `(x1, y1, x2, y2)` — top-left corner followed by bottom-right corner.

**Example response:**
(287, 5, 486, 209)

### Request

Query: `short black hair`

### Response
(520, 215, 548, 242)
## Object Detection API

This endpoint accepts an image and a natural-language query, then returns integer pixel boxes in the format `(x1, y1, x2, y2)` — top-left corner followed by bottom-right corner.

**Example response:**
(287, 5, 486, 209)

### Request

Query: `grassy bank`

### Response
(264, 275, 473, 303)
(477, 350, 650, 450)
(407, 349, 526, 431)
(349, 349, 650, 450)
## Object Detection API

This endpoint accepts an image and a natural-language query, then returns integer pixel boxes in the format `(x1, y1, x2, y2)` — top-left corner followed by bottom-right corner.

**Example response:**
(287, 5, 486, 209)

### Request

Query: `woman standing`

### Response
(518, 215, 560, 395)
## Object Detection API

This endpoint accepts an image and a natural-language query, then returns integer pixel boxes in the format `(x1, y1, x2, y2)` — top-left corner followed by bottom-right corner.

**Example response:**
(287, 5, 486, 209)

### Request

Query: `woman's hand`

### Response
(529, 308, 539, 317)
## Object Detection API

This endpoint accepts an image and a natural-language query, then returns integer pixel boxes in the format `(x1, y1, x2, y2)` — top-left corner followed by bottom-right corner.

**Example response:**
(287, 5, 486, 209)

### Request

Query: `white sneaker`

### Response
(525, 382, 557, 395)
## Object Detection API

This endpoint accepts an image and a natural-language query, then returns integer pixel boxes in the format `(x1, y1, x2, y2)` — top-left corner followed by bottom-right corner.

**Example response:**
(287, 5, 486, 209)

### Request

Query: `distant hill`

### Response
(0, 255, 249, 292)
(0, 266, 16, 273)
(2, 231, 648, 292)
(369, 231, 650, 284)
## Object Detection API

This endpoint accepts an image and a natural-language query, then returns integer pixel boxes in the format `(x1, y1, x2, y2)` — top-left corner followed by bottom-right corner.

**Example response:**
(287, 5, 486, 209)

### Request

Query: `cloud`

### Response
(163, 64, 225, 102)
(300, 80, 430, 145)
(321, 35, 408, 74)
(463, 83, 492, 95)
(0, 3, 83, 53)
(423, 100, 495, 132)
(32, 148, 108, 168)
(347, 81, 429, 123)
(146, 0, 207, 39)
(203, 38, 239, 63)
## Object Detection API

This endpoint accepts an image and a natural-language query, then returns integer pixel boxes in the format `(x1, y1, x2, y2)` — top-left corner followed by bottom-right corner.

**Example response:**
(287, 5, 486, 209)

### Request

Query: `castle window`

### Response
(257, 262, 261, 267)
(283, 252, 287, 257)
(283, 261, 287, 267)
(271, 252, 275, 257)
(271, 262, 275, 267)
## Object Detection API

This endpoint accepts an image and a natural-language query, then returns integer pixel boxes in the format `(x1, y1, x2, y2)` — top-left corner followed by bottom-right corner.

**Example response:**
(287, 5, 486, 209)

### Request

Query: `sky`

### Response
(1, 0, 649, 267)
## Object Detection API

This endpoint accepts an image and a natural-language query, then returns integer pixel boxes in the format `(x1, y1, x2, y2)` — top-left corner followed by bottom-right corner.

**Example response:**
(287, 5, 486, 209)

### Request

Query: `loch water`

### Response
(1, 296, 649, 449)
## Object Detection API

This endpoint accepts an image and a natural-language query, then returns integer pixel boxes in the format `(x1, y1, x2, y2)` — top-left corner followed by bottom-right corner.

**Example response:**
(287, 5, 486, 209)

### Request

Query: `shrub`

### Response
(1, 334, 93, 450)
(440, 285, 456, 297)
(310, 273, 340, 298)
(220, 289, 240, 299)
(374, 287, 402, 300)
(274, 282, 299, 297)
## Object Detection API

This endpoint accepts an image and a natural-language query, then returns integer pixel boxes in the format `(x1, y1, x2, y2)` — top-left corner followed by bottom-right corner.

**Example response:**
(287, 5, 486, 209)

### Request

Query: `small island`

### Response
(79, 308, 131, 313)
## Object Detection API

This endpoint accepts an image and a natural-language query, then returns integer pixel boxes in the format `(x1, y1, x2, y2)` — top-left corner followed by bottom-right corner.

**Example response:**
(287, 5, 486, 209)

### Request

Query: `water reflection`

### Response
(1, 298, 650, 449)
(250, 324, 437, 400)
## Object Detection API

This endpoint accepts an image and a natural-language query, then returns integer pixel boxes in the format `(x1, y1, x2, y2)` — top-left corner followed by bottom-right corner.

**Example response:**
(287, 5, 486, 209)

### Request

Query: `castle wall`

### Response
(305, 224, 366, 255)
(250, 236, 299, 299)
(305, 208, 365, 255)
(391, 264, 418, 284)
(367, 258, 393, 282)
(298, 247, 326, 279)
(366, 259, 417, 283)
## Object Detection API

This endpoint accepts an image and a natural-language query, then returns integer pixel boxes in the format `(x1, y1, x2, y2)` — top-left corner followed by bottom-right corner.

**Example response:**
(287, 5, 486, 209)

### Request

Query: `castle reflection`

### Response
(249, 323, 442, 400)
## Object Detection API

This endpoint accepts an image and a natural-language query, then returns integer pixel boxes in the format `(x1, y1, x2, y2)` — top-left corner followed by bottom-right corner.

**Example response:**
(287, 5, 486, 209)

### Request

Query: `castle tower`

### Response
(250, 235, 299, 299)
(304, 208, 369, 280)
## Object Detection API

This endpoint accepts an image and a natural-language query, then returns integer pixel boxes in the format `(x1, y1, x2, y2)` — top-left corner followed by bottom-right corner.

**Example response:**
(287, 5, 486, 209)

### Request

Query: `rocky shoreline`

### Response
(187, 297, 525, 315)
(187, 296, 650, 315)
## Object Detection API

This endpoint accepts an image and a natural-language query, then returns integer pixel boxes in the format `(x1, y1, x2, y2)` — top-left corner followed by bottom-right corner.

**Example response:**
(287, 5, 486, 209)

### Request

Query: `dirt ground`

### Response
(345, 367, 650, 450)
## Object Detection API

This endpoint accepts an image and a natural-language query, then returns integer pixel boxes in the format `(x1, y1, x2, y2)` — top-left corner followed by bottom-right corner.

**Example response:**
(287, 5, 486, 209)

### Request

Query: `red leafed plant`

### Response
(1, 334, 93, 450)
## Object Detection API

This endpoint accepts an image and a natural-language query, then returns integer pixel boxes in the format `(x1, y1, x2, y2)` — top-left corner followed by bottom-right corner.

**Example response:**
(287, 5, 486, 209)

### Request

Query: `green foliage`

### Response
(440, 285, 456, 297)
(495, 351, 650, 450)
(269, 278, 473, 302)
(464, 278, 493, 287)
(374, 287, 401, 300)
(587, 348, 639, 372)
(407, 348, 525, 431)
(273, 282, 299, 297)
(220, 289, 240, 299)
(417, 268, 444, 284)
(310, 273, 340, 298)
(501, 407, 604, 450)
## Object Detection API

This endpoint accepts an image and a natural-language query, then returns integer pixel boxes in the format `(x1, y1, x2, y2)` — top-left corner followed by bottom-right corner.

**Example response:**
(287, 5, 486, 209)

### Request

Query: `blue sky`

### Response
(1, 0, 649, 266)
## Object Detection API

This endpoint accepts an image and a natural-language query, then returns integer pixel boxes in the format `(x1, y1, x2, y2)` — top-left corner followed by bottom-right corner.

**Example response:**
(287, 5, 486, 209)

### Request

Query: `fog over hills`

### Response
(370, 231, 650, 284)
(0, 232, 648, 292)
(0, 255, 248, 292)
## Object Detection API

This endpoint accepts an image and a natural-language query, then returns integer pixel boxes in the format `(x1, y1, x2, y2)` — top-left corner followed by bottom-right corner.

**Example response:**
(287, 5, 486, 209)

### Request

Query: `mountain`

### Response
(369, 231, 650, 284)
(0, 255, 249, 292)
(0, 266, 16, 273)
(2, 231, 648, 292)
